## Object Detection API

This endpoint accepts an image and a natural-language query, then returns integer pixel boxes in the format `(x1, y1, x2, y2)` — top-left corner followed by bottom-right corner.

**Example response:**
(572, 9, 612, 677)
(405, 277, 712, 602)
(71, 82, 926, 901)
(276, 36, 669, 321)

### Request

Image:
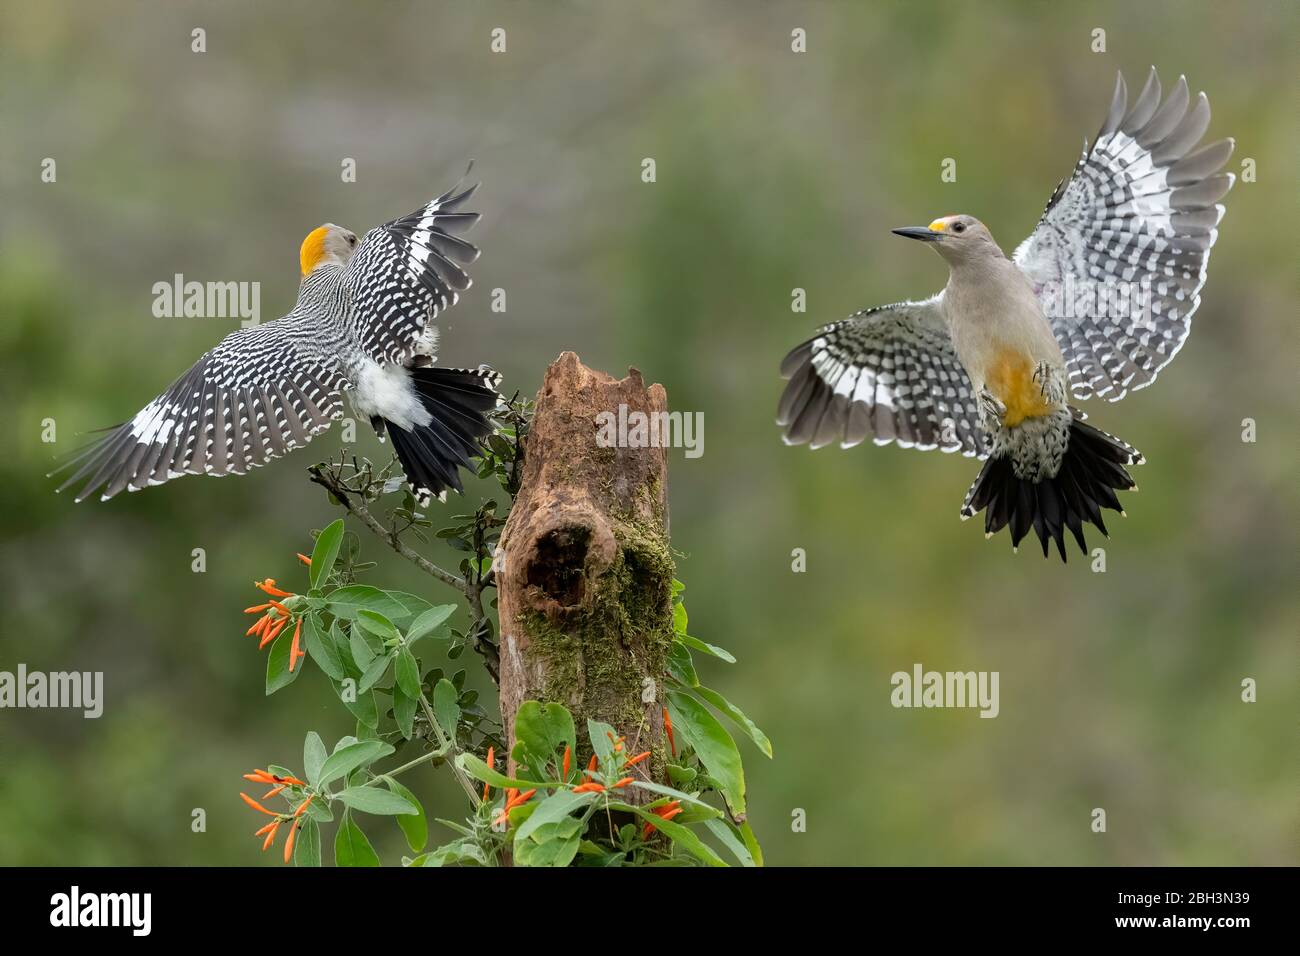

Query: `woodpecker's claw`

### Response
(978, 387, 1006, 426)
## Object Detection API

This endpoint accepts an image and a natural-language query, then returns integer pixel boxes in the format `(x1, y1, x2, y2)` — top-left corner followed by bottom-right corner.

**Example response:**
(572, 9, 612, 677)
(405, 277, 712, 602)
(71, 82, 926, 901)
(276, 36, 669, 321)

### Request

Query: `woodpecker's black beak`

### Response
(892, 226, 944, 242)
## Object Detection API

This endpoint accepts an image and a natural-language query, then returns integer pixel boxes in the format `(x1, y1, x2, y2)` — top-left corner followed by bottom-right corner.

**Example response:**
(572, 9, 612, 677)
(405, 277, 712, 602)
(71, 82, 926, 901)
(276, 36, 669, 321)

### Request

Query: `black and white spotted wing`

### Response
(343, 178, 481, 366)
(1013, 68, 1234, 401)
(777, 295, 986, 457)
(53, 322, 347, 502)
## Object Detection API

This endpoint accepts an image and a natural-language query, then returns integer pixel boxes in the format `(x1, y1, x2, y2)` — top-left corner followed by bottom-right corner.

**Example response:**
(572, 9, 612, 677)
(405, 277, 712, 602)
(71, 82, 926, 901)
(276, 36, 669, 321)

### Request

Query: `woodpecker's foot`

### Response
(978, 387, 1006, 426)
(1032, 362, 1066, 404)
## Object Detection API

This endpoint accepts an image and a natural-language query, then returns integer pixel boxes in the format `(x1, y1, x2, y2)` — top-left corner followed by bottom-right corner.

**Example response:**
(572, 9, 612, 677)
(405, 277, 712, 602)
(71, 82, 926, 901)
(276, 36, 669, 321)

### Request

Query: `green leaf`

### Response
(738, 819, 764, 867)
(627, 780, 721, 813)
(395, 647, 421, 699)
(294, 817, 321, 867)
(303, 732, 328, 787)
(677, 633, 736, 663)
(432, 678, 460, 739)
(348, 627, 377, 669)
(633, 807, 725, 866)
(514, 701, 576, 778)
(406, 605, 456, 643)
(587, 718, 618, 768)
(514, 789, 595, 844)
(514, 818, 582, 867)
(386, 778, 427, 852)
(666, 763, 697, 787)
(355, 609, 400, 641)
(332, 620, 359, 676)
(358, 652, 392, 693)
(386, 591, 433, 619)
(302, 796, 335, 824)
(336, 786, 418, 815)
(326, 586, 411, 622)
(317, 740, 394, 789)
(335, 680, 378, 729)
(418, 840, 485, 867)
(672, 601, 688, 634)
(693, 685, 772, 758)
(703, 818, 755, 866)
(334, 812, 380, 867)
(309, 518, 345, 590)
(392, 684, 416, 739)
(303, 615, 345, 681)
(667, 691, 746, 817)
(265, 626, 304, 695)
(666, 641, 698, 686)
(455, 753, 550, 790)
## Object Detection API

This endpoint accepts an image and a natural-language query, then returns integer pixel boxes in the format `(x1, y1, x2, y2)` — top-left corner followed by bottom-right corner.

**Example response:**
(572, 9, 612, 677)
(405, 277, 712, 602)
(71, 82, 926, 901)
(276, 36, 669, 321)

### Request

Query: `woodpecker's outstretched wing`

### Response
(777, 295, 986, 457)
(53, 322, 348, 502)
(343, 177, 481, 365)
(1014, 68, 1234, 401)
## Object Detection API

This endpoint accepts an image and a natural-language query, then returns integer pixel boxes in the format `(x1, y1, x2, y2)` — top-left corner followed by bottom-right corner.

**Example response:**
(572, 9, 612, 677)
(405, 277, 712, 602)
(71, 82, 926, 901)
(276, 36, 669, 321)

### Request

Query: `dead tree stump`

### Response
(497, 352, 674, 797)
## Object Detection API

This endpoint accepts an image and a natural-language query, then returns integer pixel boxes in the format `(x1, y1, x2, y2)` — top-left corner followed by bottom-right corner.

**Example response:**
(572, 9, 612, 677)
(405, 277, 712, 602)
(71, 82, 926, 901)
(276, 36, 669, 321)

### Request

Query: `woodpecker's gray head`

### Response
(892, 215, 1003, 264)
(299, 223, 359, 277)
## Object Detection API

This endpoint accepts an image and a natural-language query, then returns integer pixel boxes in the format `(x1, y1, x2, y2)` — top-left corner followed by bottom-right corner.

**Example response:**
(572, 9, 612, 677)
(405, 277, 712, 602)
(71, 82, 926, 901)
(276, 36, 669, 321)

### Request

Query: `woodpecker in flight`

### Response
(56, 174, 502, 505)
(778, 69, 1234, 560)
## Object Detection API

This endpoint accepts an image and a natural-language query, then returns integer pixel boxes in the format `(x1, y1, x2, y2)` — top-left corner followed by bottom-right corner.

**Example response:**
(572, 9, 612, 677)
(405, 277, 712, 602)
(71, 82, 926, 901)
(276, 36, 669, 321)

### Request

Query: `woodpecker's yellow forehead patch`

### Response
(300, 226, 330, 276)
(929, 219, 950, 232)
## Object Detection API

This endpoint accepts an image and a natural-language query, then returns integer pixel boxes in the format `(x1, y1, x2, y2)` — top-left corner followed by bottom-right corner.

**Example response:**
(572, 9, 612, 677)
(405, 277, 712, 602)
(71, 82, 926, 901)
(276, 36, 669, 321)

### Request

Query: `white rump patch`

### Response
(350, 361, 430, 431)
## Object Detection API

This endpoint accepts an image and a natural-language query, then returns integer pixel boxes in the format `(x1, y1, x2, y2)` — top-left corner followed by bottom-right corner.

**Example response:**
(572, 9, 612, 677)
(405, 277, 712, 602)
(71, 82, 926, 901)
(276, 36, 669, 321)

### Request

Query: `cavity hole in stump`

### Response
(527, 527, 591, 606)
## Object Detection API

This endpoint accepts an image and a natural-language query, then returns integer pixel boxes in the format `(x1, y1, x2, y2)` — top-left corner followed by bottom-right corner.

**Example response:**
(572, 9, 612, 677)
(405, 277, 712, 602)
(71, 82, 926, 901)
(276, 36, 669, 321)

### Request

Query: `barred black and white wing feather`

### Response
(1014, 68, 1234, 401)
(777, 295, 986, 457)
(53, 323, 347, 502)
(343, 177, 481, 365)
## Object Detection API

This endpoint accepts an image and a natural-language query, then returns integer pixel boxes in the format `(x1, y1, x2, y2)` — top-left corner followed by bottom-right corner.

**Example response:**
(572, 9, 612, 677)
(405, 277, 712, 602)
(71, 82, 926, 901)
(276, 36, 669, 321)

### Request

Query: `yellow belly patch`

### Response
(986, 349, 1054, 428)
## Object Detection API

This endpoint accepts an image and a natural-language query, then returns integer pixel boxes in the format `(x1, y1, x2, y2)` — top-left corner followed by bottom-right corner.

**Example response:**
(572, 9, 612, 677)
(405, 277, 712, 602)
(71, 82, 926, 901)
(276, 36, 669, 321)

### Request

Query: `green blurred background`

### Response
(1, 0, 1295, 866)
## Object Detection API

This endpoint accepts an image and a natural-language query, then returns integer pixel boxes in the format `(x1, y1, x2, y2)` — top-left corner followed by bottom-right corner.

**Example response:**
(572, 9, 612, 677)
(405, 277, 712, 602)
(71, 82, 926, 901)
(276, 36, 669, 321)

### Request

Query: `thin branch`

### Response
(309, 464, 465, 592)
(308, 460, 502, 682)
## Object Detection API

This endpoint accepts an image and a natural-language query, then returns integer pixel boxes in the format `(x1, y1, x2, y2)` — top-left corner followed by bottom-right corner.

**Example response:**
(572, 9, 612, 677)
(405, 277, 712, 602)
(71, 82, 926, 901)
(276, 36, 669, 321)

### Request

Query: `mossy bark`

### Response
(496, 352, 674, 800)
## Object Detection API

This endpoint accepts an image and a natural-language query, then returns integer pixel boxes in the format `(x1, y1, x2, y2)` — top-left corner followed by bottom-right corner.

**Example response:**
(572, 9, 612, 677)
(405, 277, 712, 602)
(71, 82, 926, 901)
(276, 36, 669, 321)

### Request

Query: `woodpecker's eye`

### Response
(953, 222, 966, 233)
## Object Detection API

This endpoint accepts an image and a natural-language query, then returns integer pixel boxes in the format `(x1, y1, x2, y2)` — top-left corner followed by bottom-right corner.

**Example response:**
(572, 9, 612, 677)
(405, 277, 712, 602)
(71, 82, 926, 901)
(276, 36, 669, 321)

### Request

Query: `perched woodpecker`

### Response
(56, 174, 502, 505)
(778, 69, 1234, 559)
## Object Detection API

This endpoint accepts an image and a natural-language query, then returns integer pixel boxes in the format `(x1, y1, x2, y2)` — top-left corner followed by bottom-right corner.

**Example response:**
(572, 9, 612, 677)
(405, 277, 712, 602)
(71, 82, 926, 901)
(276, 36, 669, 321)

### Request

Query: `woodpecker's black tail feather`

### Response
(387, 366, 501, 504)
(960, 417, 1142, 561)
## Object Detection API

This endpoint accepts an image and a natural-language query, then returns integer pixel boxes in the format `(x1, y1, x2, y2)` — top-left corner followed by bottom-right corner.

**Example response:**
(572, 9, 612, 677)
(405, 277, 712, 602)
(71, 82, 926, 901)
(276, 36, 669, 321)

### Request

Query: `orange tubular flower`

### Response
(283, 822, 298, 863)
(623, 751, 651, 768)
(492, 787, 537, 828)
(296, 553, 312, 566)
(254, 821, 277, 837)
(571, 782, 605, 794)
(246, 616, 270, 637)
(262, 785, 286, 800)
(255, 578, 294, 598)
(562, 745, 571, 781)
(642, 800, 683, 839)
(663, 708, 676, 757)
(259, 616, 289, 649)
(293, 794, 315, 818)
(585, 753, 598, 783)
(482, 747, 495, 801)
(261, 820, 281, 851)
(244, 603, 271, 614)
(613, 777, 634, 789)
(288, 618, 304, 673)
(240, 793, 278, 816)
